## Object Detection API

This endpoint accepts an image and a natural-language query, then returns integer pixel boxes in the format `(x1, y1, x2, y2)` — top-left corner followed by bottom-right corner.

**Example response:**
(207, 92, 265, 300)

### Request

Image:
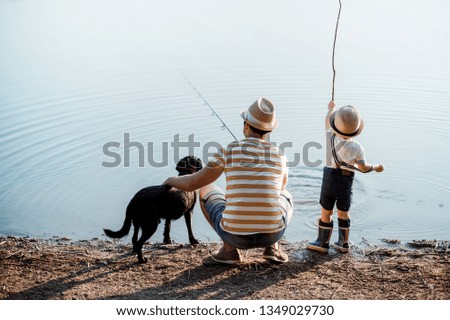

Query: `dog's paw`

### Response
(189, 238, 200, 246)
(163, 238, 173, 245)
(138, 257, 147, 264)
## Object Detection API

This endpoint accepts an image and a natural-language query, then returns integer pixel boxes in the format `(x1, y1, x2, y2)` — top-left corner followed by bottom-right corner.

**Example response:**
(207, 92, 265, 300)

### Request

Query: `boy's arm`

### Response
(355, 146, 384, 173)
(356, 163, 384, 173)
(325, 100, 336, 130)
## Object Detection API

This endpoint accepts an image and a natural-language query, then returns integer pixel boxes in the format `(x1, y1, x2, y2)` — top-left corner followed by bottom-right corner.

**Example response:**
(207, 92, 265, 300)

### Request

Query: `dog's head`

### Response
(176, 156, 203, 175)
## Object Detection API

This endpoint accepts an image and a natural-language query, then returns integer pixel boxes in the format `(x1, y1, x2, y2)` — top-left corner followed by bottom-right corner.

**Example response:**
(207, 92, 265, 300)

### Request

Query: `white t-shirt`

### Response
(325, 130, 366, 172)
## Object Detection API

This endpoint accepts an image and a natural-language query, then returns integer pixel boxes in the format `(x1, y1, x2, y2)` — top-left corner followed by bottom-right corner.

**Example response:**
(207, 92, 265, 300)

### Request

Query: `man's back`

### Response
(212, 137, 287, 235)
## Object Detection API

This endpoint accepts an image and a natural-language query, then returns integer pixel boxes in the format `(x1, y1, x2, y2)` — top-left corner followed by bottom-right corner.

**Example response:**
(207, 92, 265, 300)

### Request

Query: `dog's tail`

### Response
(103, 204, 133, 238)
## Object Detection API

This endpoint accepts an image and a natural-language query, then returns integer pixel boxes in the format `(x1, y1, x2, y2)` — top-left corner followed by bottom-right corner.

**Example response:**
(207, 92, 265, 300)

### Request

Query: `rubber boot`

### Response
(307, 220, 333, 253)
(332, 218, 351, 253)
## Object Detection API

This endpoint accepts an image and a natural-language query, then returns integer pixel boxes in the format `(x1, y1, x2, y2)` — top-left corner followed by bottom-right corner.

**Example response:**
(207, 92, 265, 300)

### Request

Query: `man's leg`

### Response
(262, 190, 293, 263)
(199, 184, 242, 263)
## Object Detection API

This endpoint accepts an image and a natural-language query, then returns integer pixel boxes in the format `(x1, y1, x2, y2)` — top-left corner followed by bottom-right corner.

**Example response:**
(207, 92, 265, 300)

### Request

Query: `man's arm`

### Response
(164, 163, 223, 191)
(282, 171, 288, 190)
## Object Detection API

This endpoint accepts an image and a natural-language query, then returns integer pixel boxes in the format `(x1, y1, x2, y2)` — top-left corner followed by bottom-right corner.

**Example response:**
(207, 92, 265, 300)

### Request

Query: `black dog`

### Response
(104, 156, 203, 263)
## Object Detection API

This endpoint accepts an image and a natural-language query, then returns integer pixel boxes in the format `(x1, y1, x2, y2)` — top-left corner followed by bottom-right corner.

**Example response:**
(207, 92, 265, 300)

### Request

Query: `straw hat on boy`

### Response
(240, 97, 279, 132)
(329, 105, 364, 138)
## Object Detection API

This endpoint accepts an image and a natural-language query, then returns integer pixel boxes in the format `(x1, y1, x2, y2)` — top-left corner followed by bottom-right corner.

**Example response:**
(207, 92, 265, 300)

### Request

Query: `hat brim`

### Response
(240, 110, 278, 131)
(329, 110, 364, 138)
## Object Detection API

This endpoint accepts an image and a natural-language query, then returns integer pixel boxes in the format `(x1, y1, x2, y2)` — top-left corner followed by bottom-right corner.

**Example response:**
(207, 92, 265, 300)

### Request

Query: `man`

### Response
(164, 97, 293, 264)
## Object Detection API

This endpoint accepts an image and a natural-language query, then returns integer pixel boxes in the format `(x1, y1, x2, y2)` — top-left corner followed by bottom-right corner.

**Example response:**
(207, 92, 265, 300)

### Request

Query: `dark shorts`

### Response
(320, 166, 355, 212)
(202, 189, 293, 249)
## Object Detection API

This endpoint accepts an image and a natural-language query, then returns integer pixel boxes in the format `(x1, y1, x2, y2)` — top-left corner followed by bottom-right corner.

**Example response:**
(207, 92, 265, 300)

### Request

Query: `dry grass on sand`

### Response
(0, 236, 448, 300)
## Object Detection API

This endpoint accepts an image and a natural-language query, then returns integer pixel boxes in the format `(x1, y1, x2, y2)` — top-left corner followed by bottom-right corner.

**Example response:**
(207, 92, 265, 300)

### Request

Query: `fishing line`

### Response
(178, 69, 238, 141)
(331, 0, 342, 101)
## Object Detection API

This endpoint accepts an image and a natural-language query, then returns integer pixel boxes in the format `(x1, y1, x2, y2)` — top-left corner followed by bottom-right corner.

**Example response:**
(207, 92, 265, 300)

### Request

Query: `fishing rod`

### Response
(330, 1, 372, 173)
(178, 69, 238, 141)
(331, 0, 342, 101)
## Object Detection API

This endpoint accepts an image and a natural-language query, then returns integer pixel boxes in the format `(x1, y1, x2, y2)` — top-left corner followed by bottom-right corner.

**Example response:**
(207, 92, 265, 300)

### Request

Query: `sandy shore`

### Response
(0, 236, 448, 300)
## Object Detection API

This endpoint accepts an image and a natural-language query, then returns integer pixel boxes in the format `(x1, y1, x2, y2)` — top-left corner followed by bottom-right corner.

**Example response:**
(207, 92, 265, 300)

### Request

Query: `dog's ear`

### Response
(176, 156, 202, 174)
(191, 156, 203, 172)
(176, 156, 191, 174)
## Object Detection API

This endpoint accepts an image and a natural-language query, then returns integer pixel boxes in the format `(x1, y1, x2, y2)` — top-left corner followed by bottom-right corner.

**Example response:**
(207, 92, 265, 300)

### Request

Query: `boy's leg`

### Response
(333, 210, 351, 253)
(307, 208, 334, 253)
(321, 208, 334, 223)
(309, 167, 336, 253)
(334, 173, 354, 253)
(337, 210, 350, 220)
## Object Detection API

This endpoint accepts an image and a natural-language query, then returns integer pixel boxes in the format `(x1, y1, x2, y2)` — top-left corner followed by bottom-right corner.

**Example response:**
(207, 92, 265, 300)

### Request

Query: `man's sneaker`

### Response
(211, 246, 242, 264)
(332, 241, 349, 253)
(262, 246, 289, 263)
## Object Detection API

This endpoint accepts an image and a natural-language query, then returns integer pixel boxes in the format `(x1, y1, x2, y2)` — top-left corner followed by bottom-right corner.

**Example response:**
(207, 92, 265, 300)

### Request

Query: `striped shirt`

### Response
(210, 138, 288, 235)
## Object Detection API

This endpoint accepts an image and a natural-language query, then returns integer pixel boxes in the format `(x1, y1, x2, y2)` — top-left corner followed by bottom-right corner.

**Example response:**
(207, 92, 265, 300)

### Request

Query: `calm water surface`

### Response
(1, 0, 449, 243)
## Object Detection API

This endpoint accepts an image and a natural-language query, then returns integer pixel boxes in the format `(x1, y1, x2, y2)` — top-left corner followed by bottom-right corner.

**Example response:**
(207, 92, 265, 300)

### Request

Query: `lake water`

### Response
(1, 0, 449, 244)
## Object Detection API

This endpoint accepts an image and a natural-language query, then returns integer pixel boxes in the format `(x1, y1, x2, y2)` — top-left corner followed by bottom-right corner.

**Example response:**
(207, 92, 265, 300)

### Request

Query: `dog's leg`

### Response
(134, 219, 159, 263)
(163, 219, 172, 244)
(184, 210, 199, 245)
(132, 224, 139, 249)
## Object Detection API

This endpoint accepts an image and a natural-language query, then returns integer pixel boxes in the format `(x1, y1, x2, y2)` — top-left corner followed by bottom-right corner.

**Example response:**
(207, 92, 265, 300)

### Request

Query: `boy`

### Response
(307, 100, 384, 253)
